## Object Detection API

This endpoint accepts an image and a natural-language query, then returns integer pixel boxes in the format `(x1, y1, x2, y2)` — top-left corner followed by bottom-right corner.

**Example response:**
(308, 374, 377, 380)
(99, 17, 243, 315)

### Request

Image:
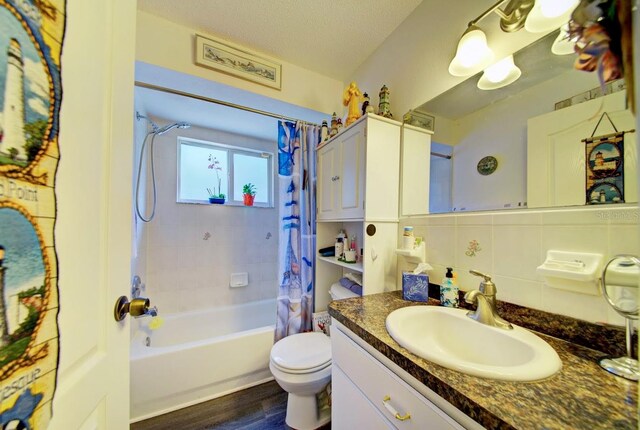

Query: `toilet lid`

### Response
(271, 332, 331, 372)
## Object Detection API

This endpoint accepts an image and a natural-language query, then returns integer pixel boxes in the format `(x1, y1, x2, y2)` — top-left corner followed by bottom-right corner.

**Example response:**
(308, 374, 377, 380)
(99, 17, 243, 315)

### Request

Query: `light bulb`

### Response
(525, 0, 579, 33)
(484, 56, 514, 83)
(448, 26, 494, 77)
(458, 29, 491, 67)
(477, 55, 521, 90)
(539, 0, 578, 18)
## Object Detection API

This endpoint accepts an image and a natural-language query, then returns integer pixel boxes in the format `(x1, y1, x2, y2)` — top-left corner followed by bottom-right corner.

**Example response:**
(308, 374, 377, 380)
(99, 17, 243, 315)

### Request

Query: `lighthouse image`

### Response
(0, 38, 27, 161)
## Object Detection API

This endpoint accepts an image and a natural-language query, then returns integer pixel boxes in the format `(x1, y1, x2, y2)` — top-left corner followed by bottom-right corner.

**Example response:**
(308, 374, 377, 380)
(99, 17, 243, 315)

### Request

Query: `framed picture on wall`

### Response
(195, 34, 282, 90)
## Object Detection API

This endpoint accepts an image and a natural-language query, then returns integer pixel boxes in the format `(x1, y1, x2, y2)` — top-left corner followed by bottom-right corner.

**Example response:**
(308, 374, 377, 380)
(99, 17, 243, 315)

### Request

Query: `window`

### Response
(177, 137, 274, 207)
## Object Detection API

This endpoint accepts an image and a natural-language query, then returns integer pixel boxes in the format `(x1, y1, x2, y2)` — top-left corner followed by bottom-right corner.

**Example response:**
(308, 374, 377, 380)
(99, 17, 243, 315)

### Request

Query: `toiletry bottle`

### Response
(402, 226, 415, 249)
(440, 267, 459, 308)
(334, 238, 343, 261)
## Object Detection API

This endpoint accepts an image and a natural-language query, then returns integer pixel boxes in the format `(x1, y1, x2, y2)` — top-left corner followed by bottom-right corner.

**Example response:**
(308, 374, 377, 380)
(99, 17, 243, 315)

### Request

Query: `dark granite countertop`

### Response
(328, 291, 638, 430)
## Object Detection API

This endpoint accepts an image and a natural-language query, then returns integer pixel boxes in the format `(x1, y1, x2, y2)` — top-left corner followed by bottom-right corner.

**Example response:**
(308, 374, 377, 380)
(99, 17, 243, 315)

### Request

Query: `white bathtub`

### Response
(130, 299, 276, 422)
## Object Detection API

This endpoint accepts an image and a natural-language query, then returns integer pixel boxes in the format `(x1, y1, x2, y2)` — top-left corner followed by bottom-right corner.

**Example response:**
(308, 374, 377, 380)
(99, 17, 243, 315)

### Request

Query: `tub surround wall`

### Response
(399, 206, 638, 325)
(144, 121, 279, 314)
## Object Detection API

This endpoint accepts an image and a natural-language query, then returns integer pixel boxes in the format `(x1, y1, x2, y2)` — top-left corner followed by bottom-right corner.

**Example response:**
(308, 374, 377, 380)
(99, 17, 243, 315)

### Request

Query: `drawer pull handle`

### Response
(382, 395, 411, 422)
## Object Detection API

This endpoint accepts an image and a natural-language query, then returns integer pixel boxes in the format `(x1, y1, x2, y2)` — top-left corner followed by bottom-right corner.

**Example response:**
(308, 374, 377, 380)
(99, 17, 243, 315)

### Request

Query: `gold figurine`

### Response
(343, 82, 364, 126)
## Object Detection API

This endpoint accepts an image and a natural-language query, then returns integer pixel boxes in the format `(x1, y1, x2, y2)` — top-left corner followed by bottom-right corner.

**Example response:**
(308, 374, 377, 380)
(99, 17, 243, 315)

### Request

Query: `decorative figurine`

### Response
(336, 118, 343, 133)
(320, 120, 329, 142)
(361, 92, 371, 116)
(330, 112, 338, 137)
(343, 81, 364, 126)
(378, 84, 393, 118)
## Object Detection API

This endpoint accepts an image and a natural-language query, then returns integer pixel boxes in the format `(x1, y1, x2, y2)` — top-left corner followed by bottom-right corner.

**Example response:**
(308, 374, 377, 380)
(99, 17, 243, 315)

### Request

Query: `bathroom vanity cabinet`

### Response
(332, 320, 480, 430)
(328, 292, 638, 430)
(315, 114, 401, 312)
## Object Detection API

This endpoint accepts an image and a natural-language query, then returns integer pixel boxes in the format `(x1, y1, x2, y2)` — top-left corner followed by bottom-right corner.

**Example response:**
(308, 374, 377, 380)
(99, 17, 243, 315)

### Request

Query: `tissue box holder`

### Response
(402, 272, 429, 302)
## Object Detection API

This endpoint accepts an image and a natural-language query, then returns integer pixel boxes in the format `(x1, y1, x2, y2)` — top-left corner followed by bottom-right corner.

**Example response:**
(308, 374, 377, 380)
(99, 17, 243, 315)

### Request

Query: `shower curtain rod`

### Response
(431, 152, 452, 159)
(136, 81, 452, 159)
(134, 81, 320, 126)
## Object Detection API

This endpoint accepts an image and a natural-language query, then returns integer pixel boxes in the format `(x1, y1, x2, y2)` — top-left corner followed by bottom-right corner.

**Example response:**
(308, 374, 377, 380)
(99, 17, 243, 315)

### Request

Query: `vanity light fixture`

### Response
(525, 0, 580, 33)
(448, 0, 534, 77)
(448, 0, 579, 77)
(477, 55, 522, 90)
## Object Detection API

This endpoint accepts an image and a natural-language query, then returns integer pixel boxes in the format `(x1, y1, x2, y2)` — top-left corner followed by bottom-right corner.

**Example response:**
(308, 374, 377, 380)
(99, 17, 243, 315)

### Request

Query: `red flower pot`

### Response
(243, 194, 255, 206)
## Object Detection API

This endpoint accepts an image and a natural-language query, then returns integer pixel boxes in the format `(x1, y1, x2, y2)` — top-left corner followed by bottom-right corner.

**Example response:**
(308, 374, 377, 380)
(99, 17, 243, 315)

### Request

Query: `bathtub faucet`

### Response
(146, 306, 158, 317)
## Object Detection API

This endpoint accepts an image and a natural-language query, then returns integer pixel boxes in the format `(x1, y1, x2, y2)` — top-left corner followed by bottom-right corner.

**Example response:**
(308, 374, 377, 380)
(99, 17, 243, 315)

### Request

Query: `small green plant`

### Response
(242, 183, 257, 196)
(207, 188, 225, 199)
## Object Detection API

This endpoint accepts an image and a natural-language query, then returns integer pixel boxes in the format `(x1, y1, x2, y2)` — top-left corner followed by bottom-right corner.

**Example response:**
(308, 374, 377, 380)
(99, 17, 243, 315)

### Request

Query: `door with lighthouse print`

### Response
(0, 0, 65, 428)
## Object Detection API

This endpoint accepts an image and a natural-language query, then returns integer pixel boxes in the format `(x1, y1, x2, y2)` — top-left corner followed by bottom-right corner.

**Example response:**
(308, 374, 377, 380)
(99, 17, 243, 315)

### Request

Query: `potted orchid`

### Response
(242, 183, 256, 206)
(207, 154, 225, 204)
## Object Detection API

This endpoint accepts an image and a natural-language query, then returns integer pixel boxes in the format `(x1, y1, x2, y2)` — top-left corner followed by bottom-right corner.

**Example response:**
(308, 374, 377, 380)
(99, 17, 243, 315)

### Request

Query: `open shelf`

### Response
(317, 255, 364, 273)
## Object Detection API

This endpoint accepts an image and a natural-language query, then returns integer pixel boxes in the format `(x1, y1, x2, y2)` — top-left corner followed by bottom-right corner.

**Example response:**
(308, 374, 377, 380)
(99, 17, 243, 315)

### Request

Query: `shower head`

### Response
(136, 112, 191, 135)
(156, 122, 191, 135)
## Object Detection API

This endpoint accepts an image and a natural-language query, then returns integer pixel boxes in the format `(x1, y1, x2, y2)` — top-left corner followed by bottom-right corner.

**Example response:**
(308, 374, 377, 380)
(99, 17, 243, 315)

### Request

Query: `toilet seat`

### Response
(270, 332, 331, 374)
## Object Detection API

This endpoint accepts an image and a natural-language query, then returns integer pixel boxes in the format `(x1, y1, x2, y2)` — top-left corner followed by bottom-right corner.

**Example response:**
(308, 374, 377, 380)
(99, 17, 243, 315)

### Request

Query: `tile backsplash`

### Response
(399, 206, 638, 325)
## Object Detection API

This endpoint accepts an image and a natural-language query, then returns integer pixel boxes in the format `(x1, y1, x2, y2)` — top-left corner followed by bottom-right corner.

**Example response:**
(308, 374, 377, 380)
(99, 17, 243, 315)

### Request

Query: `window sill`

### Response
(177, 200, 274, 209)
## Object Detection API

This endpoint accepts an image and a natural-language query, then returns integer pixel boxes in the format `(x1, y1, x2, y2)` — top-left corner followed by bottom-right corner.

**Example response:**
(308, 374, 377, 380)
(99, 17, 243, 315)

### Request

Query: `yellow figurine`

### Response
(343, 82, 364, 126)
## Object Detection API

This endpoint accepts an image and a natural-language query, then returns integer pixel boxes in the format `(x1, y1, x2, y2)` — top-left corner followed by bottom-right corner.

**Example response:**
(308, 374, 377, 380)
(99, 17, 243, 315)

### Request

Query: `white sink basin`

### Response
(386, 306, 562, 381)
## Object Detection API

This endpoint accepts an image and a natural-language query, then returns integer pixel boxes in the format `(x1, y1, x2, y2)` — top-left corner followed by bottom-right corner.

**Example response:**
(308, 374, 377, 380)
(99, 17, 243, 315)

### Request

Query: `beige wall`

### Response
(136, 11, 344, 115)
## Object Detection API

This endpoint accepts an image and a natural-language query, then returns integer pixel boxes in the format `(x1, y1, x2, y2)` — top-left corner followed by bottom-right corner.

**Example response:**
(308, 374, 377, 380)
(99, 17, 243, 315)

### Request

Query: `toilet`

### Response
(270, 332, 332, 429)
(270, 283, 358, 429)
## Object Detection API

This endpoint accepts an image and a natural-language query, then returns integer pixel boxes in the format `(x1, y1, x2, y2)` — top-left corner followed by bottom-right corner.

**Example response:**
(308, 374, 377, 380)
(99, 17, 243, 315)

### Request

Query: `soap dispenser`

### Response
(440, 267, 459, 308)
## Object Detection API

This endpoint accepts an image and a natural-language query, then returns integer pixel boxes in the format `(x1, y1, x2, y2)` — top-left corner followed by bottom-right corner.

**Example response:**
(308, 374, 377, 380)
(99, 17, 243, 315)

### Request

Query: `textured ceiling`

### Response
(137, 0, 423, 81)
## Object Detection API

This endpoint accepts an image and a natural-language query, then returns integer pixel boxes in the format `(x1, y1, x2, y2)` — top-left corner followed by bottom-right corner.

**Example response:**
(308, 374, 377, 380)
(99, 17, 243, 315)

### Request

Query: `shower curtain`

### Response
(275, 121, 319, 341)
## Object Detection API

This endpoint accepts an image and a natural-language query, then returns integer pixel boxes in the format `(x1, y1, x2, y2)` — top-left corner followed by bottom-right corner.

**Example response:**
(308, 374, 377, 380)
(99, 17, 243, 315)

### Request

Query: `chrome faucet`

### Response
(464, 270, 513, 330)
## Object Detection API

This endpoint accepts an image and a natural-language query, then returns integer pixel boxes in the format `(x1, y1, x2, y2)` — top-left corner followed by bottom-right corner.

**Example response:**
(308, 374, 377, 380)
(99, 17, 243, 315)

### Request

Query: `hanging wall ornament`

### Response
(583, 112, 636, 205)
(0, 0, 66, 427)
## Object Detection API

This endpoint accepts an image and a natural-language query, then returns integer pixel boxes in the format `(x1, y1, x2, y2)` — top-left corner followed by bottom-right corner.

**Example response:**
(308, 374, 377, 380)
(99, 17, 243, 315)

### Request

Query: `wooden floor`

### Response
(130, 381, 331, 430)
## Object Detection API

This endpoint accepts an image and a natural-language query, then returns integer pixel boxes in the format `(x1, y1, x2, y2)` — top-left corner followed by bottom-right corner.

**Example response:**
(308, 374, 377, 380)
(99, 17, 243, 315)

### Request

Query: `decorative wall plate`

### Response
(477, 156, 498, 175)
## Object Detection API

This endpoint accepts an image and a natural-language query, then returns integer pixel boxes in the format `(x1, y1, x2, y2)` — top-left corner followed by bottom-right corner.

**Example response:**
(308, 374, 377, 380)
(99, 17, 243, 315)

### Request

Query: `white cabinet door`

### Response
(333, 366, 393, 430)
(318, 143, 338, 219)
(317, 121, 365, 220)
(338, 124, 365, 219)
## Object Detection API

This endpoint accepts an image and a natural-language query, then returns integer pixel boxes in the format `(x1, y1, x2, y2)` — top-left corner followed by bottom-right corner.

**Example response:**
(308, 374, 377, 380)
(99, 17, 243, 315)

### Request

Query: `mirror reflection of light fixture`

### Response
(477, 55, 522, 90)
(551, 24, 577, 55)
(448, 26, 494, 77)
(525, 0, 580, 33)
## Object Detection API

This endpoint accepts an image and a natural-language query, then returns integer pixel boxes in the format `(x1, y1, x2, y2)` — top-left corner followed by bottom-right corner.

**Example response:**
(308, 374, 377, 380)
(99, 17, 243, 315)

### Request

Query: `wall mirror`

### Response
(417, 31, 637, 214)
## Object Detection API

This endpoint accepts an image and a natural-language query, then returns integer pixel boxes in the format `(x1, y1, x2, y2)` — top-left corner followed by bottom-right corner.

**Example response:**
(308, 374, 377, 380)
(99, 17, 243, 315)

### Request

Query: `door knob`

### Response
(114, 296, 158, 321)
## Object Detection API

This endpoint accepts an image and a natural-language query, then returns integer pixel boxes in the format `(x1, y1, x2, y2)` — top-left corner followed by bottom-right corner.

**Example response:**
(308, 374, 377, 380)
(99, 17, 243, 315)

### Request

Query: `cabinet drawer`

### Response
(332, 366, 394, 429)
(332, 327, 463, 430)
